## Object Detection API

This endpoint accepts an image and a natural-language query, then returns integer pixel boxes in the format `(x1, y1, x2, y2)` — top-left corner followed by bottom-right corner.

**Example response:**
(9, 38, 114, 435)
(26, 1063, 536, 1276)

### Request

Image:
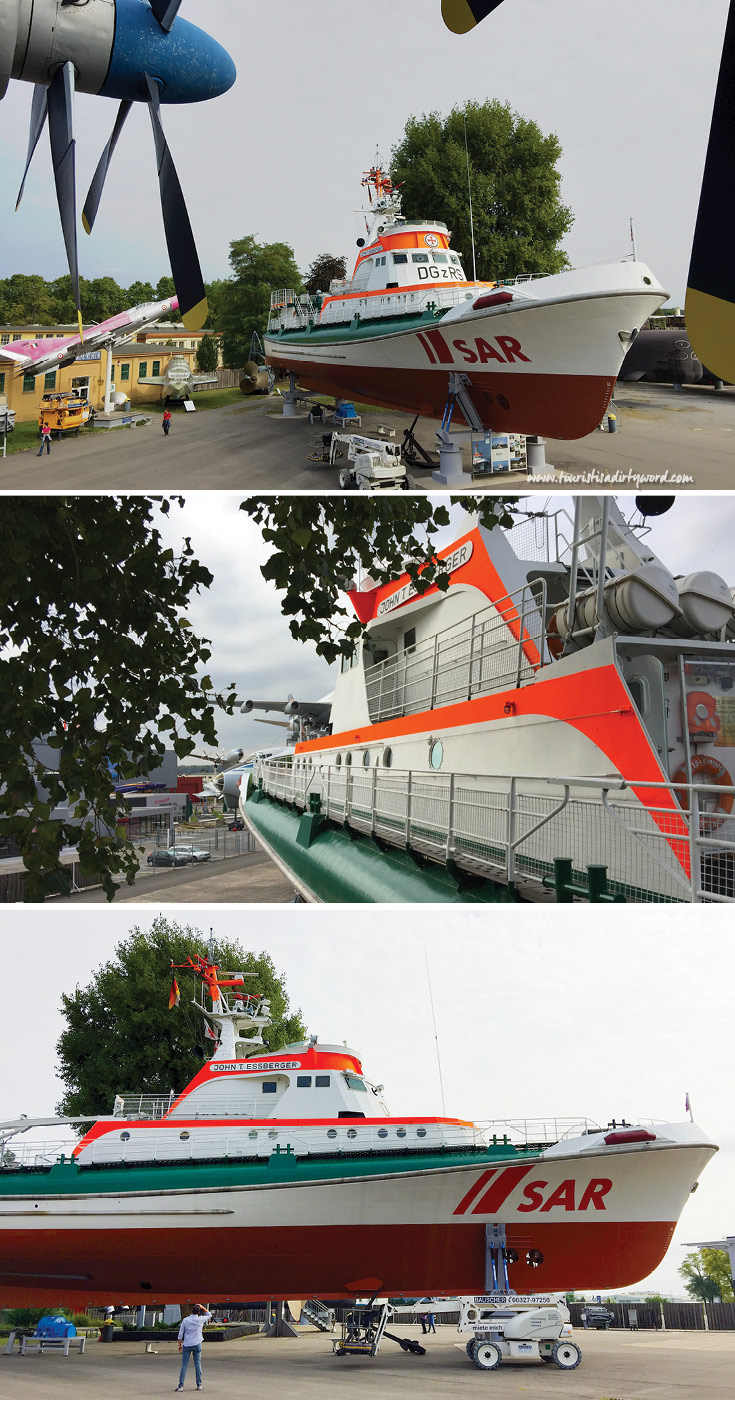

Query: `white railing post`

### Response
(406, 771, 413, 845)
(371, 766, 378, 835)
(507, 779, 517, 884)
(689, 786, 702, 902)
(446, 772, 455, 860)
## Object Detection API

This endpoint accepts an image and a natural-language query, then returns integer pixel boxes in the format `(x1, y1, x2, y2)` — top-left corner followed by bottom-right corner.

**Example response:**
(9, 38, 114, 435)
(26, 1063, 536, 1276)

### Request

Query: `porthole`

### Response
(362, 750, 371, 767)
(327, 1129, 337, 1139)
(268, 1130, 278, 1139)
(345, 753, 352, 767)
(248, 1130, 258, 1139)
(396, 1127, 407, 1139)
(120, 1131, 130, 1142)
(335, 753, 342, 767)
(383, 748, 393, 768)
(179, 1131, 190, 1141)
(378, 1128, 388, 1139)
(429, 739, 444, 770)
(643, 276, 652, 286)
(416, 1127, 427, 1138)
(347, 1128, 358, 1139)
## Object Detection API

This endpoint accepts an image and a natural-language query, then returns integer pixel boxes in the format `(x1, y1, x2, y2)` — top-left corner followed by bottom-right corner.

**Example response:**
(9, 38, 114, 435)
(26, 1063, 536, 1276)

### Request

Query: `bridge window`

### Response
(392, 253, 408, 264)
(315, 1075, 330, 1087)
(433, 253, 448, 263)
(412, 253, 429, 263)
(344, 1075, 367, 1091)
(262, 1081, 278, 1093)
(297, 1075, 312, 1087)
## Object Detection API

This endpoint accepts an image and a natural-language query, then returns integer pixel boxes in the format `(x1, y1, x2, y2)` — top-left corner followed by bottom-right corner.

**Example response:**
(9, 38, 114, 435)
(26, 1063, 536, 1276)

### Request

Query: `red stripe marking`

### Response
(424, 327, 455, 364)
(453, 1169, 497, 1215)
(471, 1163, 533, 1214)
(416, 332, 437, 364)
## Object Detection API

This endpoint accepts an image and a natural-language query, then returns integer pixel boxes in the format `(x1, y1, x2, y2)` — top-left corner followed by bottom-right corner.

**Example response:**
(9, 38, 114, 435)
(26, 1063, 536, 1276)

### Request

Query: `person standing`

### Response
(175, 1303, 212, 1391)
(419, 1312, 428, 1334)
(37, 422, 52, 455)
(427, 1311, 436, 1334)
(162, 409, 172, 436)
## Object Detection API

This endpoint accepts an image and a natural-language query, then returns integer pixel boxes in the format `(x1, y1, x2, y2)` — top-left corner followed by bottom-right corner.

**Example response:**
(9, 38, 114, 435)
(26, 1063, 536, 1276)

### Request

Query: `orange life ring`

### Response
(672, 754, 734, 831)
(546, 612, 564, 661)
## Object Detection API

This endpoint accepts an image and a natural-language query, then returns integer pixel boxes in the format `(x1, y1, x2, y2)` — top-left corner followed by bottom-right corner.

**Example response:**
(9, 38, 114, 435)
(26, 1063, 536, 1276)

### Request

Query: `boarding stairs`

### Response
(300, 1300, 335, 1332)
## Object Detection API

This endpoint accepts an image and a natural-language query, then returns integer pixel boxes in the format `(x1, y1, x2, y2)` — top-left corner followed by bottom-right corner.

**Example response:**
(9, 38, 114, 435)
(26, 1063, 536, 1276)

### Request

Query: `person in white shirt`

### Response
(175, 1304, 212, 1391)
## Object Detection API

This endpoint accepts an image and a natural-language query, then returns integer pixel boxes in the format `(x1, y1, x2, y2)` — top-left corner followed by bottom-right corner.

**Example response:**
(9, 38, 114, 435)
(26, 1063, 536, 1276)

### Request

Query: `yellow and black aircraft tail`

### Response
(441, 0, 506, 34)
(685, 1, 735, 383)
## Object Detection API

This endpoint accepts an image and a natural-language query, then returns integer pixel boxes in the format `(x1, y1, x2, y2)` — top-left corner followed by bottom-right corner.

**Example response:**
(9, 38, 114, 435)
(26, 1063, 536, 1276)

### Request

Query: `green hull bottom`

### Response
(245, 792, 521, 904)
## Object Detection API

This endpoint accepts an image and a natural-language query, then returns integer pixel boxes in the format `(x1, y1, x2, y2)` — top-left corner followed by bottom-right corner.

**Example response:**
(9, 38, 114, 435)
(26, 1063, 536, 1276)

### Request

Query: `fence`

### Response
(155, 827, 255, 860)
(570, 1300, 735, 1331)
(0, 863, 105, 903)
(256, 760, 735, 903)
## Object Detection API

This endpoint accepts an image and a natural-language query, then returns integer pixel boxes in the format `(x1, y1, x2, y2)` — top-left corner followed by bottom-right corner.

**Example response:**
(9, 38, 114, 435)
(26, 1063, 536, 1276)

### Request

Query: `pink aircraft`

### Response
(1, 296, 180, 380)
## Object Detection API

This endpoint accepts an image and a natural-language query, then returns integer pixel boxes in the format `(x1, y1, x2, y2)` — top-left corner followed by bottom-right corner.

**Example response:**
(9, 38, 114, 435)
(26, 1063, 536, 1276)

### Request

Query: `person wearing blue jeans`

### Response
(175, 1304, 212, 1391)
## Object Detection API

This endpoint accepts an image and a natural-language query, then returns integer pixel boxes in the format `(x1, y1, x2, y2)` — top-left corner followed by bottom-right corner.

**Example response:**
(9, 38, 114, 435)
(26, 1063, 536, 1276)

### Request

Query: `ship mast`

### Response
(171, 939, 272, 1062)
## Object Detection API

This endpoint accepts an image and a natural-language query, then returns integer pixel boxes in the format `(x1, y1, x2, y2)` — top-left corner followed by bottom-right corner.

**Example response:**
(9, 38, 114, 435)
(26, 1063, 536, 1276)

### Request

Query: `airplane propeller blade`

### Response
(685, 0, 735, 383)
(441, 0, 506, 33)
(15, 85, 48, 211)
(47, 61, 83, 339)
(149, 0, 184, 32)
(145, 73, 208, 330)
(82, 99, 133, 234)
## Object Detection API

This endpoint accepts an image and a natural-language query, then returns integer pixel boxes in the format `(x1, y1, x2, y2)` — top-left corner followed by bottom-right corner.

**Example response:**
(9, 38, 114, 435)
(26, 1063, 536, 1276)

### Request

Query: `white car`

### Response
(170, 845, 212, 863)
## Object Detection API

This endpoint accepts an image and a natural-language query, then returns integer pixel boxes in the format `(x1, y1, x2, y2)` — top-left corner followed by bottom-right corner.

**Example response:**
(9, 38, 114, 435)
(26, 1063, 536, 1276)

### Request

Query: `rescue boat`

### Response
(0, 944, 717, 1308)
(243, 497, 735, 904)
(263, 168, 668, 439)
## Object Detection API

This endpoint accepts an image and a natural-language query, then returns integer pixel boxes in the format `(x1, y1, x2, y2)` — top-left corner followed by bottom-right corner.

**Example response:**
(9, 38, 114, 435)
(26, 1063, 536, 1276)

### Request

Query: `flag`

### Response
(168, 976, 180, 1010)
(203, 1017, 218, 1042)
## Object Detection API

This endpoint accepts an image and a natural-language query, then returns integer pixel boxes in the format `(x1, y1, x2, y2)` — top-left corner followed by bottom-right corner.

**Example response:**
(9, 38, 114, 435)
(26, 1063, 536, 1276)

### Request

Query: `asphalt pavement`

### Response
(1, 1326, 733, 1400)
(4, 383, 734, 492)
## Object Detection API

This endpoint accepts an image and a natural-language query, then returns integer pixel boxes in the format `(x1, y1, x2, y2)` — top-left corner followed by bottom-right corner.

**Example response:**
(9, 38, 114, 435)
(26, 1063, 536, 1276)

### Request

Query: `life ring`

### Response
(546, 612, 564, 661)
(672, 754, 734, 831)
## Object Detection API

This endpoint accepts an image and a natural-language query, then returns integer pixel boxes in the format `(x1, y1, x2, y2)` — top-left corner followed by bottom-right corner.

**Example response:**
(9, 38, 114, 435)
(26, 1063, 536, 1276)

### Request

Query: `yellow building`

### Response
(0, 334, 199, 424)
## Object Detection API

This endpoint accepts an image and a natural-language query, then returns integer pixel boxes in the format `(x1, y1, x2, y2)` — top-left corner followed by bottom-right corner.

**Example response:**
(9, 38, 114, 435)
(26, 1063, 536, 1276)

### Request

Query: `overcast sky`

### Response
(1, 906, 731, 1298)
(0, 1, 727, 306)
(154, 492, 735, 755)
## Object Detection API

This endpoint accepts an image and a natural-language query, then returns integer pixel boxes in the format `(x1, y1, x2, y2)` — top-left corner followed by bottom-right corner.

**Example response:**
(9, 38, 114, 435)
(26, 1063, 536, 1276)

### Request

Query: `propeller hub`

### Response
(101, 0, 236, 104)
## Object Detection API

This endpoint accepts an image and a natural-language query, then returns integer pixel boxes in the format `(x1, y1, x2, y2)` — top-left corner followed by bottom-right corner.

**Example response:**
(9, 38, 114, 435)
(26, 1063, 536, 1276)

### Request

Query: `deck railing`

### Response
(364, 581, 546, 723)
(254, 761, 735, 904)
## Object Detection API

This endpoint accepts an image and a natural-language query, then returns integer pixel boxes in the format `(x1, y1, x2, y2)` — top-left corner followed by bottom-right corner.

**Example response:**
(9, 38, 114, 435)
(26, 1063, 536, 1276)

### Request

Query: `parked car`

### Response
(147, 849, 191, 867)
(583, 1306, 615, 1330)
(171, 845, 212, 863)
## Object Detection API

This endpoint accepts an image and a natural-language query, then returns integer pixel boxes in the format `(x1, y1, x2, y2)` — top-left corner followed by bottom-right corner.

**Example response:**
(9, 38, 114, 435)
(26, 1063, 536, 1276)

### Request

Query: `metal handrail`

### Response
(255, 759, 735, 903)
(363, 581, 546, 723)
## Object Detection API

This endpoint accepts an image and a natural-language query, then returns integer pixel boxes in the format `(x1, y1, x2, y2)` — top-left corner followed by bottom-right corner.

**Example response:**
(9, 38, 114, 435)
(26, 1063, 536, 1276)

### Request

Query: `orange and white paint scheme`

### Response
(264, 169, 668, 438)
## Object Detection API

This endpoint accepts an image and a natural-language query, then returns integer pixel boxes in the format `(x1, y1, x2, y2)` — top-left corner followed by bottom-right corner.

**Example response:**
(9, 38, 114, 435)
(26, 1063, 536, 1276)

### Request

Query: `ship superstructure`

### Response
(263, 168, 667, 439)
(0, 943, 717, 1306)
(244, 498, 735, 904)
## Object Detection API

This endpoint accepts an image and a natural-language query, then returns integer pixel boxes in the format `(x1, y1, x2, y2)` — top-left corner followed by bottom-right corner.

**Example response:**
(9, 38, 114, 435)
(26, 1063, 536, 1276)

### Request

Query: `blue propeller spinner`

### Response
(3, 0, 236, 330)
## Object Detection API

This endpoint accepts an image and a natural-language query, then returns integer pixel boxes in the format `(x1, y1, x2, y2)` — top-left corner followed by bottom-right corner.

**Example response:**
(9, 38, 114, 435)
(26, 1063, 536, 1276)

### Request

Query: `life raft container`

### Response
(672, 754, 734, 831)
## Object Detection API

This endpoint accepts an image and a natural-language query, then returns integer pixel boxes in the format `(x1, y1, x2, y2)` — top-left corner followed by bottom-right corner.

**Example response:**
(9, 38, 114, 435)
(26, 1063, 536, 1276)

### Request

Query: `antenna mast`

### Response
(630, 216, 638, 262)
(464, 110, 478, 284)
(425, 949, 446, 1116)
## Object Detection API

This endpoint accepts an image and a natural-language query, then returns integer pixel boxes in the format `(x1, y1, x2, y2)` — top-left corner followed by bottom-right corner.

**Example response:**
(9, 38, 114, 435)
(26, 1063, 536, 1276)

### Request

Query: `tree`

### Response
(391, 101, 573, 282)
(304, 253, 347, 295)
(679, 1250, 733, 1302)
(196, 333, 220, 373)
(125, 281, 157, 307)
(0, 498, 236, 901)
(56, 919, 306, 1117)
(240, 496, 519, 663)
(216, 236, 303, 368)
(0, 273, 55, 324)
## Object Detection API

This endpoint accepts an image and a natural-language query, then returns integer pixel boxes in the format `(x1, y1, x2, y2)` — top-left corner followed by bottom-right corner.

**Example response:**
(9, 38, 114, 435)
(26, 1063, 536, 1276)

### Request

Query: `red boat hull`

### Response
(266, 357, 615, 439)
(0, 1218, 674, 1307)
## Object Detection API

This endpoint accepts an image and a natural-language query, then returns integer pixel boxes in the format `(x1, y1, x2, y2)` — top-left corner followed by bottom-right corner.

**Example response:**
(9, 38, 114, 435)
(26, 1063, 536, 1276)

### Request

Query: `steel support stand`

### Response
(281, 373, 301, 418)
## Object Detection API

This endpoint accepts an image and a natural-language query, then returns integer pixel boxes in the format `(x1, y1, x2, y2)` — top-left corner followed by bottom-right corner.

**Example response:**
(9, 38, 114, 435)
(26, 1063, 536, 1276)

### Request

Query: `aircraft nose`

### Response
(101, 0, 236, 104)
